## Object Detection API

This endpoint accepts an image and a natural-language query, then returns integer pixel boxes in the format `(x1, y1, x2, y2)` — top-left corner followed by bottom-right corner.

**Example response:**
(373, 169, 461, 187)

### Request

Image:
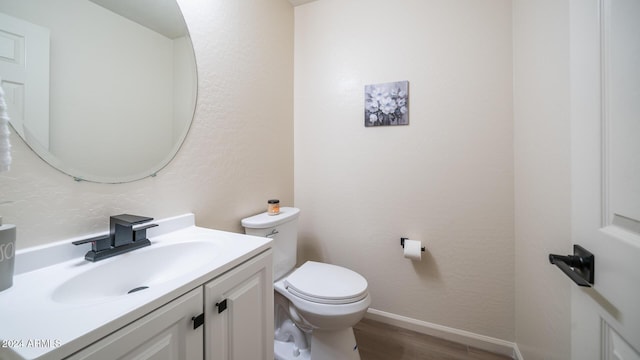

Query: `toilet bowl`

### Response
(277, 261, 370, 330)
(242, 207, 371, 360)
(272, 263, 371, 360)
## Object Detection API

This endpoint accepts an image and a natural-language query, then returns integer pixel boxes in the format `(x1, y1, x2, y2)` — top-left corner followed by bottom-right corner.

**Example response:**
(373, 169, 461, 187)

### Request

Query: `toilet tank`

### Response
(241, 207, 300, 281)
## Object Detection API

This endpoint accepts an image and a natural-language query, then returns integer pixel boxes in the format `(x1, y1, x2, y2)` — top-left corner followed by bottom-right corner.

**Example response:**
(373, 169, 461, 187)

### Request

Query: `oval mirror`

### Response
(0, 0, 197, 183)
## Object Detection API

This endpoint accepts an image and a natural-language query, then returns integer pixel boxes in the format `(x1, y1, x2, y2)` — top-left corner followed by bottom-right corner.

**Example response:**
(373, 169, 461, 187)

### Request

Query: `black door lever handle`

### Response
(549, 245, 594, 287)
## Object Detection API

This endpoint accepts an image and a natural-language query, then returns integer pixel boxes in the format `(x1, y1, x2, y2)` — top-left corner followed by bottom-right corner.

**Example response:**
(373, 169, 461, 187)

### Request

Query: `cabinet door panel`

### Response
(205, 251, 273, 360)
(66, 288, 204, 360)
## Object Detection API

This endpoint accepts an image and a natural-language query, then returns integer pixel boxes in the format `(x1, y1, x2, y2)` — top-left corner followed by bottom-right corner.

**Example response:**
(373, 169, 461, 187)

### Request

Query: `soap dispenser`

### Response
(0, 216, 16, 292)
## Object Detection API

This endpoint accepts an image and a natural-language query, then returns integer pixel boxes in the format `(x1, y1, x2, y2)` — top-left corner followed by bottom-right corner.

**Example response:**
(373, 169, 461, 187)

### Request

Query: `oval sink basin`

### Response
(52, 241, 219, 304)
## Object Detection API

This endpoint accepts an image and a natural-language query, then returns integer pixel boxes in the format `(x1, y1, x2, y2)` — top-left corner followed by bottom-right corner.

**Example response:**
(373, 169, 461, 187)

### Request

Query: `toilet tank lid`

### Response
(241, 207, 300, 229)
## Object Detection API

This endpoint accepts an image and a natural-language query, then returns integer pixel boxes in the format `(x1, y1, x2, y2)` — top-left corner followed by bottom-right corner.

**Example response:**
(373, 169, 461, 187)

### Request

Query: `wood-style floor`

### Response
(353, 318, 513, 360)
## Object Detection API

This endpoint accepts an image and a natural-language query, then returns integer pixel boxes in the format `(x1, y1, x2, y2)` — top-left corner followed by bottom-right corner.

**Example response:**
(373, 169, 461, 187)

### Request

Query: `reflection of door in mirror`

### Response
(0, 12, 50, 151)
(0, 0, 197, 183)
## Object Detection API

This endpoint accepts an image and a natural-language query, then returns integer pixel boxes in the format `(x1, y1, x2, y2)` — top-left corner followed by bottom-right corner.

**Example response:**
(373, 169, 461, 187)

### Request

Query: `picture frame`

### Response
(364, 81, 409, 127)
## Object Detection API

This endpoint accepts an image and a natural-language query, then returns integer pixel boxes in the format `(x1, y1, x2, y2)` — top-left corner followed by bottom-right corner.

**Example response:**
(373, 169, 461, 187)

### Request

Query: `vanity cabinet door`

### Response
(204, 251, 273, 360)
(65, 287, 204, 360)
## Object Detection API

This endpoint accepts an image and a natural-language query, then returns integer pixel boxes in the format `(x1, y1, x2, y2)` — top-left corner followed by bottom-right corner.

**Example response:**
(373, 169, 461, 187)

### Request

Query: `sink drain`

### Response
(127, 286, 149, 294)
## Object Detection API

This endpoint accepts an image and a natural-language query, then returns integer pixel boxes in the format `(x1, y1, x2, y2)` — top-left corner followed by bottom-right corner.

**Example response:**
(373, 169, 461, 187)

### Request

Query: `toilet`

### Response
(242, 207, 371, 360)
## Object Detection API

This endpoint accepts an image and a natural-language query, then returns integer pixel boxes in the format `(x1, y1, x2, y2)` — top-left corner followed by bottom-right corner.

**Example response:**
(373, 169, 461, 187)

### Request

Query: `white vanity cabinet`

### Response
(205, 251, 274, 360)
(63, 251, 273, 360)
(65, 287, 204, 360)
(0, 215, 274, 360)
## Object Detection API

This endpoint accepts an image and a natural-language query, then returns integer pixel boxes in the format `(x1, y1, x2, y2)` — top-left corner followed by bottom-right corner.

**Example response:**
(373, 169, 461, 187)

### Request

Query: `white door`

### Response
(0, 12, 49, 150)
(570, 0, 640, 358)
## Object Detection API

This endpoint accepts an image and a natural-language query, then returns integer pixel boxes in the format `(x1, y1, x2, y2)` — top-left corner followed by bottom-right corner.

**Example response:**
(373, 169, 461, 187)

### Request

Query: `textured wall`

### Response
(0, 0, 294, 249)
(513, 0, 572, 358)
(293, 0, 514, 341)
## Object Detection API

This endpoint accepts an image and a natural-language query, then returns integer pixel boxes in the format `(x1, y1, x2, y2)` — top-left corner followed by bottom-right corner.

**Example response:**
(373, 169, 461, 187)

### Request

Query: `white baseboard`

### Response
(364, 308, 523, 360)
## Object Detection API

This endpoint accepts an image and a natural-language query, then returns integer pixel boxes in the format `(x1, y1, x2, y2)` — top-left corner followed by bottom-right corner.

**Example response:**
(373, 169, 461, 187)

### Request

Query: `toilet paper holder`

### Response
(400, 237, 425, 252)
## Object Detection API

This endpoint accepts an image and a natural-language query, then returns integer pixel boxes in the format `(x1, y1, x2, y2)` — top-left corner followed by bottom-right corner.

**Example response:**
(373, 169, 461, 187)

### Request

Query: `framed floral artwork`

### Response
(364, 81, 409, 127)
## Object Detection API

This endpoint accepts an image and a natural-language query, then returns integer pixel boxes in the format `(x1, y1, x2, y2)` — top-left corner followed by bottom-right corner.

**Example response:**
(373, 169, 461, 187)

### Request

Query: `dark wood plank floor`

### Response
(353, 318, 513, 360)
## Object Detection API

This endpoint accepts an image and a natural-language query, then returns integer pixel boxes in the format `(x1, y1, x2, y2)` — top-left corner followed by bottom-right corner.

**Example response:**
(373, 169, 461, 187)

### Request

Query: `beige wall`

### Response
(1, 0, 576, 354)
(513, 0, 572, 358)
(0, 0, 294, 249)
(294, 0, 514, 340)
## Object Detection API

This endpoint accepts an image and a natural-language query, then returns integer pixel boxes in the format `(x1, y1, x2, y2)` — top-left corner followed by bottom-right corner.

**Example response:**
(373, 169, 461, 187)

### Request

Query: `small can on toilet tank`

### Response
(267, 199, 280, 215)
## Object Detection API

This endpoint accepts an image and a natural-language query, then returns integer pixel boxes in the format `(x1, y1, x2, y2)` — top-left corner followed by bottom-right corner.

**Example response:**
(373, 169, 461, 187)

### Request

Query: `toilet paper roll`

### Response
(403, 239, 422, 261)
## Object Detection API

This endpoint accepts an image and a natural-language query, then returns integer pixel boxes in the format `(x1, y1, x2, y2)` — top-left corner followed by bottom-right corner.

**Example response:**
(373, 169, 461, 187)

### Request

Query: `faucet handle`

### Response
(72, 235, 111, 252)
(133, 223, 159, 242)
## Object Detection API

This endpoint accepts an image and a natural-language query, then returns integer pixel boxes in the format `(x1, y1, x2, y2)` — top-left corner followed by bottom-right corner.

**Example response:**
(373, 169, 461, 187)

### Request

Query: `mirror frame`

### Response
(1, 0, 197, 184)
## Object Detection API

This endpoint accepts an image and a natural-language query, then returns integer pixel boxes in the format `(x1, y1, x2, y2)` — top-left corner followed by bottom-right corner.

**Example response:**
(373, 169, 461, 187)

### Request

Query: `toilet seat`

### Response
(284, 261, 368, 305)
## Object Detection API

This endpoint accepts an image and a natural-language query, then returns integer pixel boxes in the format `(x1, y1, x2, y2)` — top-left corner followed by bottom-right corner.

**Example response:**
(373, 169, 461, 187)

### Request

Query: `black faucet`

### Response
(72, 214, 158, 262)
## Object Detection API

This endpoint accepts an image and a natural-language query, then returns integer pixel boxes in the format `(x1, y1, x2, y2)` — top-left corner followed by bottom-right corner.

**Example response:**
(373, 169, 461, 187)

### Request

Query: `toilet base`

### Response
(275, 339, 311, 360)
(274, 327, 361, 360)
(310, 328, 361, 360)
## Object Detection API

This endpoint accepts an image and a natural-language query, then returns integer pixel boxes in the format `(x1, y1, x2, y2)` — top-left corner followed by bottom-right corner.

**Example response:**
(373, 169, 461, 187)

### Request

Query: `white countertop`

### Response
(0, 214, 271, 360)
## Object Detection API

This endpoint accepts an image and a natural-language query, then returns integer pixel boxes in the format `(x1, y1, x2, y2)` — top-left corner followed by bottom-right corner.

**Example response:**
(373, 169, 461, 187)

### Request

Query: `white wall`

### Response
(294, 0, 514, 341)
(0, 0, 294, 249)
(513, 0, 572, 358)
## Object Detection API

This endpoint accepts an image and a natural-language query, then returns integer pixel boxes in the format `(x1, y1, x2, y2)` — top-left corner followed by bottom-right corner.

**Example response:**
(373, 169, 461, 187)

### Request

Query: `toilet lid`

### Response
(285, 261, 368, 305)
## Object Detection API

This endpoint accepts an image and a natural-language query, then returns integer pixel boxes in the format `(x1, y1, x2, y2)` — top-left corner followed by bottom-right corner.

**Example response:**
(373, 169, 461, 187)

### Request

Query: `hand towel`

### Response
(0, 85, 12, 172)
